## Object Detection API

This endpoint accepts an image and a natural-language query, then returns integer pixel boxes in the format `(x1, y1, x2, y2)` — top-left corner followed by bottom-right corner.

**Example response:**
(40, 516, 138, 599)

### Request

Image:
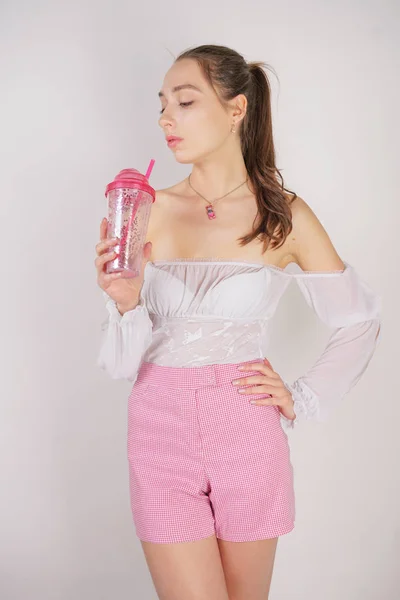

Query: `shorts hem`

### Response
(215, 521, 295, 542)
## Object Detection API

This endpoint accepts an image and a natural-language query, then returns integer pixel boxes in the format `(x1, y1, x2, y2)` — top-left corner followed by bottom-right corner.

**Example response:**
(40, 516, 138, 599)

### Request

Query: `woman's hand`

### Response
(95, 217, 152, 312)
(231, 358, 296, 421)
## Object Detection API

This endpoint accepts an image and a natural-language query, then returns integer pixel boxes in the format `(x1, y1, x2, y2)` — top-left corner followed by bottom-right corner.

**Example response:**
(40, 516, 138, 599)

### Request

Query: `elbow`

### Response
(361, 317, 382, 351)
(97, 314, 153, 382)
(369, 317, 382, 346)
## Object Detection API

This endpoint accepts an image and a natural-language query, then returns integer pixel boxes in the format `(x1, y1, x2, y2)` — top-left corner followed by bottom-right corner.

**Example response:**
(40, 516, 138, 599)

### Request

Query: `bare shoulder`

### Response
(153, 178, 186, 205)
(145, 181, 186, 243)
(289, 195, 345, 272)
(150, 182, 184, 216)
(146, 189, 167, 237)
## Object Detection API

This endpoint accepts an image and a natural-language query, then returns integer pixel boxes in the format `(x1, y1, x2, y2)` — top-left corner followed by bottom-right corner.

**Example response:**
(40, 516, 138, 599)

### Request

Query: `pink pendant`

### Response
(206, 204, 216, 219)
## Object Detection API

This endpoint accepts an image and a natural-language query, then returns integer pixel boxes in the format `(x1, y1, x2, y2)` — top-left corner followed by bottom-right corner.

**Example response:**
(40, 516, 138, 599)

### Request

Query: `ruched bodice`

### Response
(142, 259, 293, 320)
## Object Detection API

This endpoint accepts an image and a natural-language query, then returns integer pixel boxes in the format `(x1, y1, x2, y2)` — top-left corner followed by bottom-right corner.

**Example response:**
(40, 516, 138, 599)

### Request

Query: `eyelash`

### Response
(159, 101, 194, 115)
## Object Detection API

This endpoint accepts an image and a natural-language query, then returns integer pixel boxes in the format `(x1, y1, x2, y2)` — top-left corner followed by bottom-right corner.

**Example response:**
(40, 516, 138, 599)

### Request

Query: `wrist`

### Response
(116, 299, 139, 316)
(282, 384, 296, 420)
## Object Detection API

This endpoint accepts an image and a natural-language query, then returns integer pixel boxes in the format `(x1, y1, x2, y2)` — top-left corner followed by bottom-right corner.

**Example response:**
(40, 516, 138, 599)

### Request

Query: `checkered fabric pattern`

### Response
(127, 358, 295, 544)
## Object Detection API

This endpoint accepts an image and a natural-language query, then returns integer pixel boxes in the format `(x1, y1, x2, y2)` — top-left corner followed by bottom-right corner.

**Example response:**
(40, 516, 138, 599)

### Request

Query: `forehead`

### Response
(158, 59, 208, 98)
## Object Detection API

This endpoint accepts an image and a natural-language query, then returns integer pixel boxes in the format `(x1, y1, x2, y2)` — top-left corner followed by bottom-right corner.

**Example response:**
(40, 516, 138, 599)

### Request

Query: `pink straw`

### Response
(145, 158, 155, 180)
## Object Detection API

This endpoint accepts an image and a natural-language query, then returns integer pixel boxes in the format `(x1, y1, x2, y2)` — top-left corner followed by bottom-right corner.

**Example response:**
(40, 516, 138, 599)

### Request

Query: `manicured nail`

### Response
(237, 366, 245, 371)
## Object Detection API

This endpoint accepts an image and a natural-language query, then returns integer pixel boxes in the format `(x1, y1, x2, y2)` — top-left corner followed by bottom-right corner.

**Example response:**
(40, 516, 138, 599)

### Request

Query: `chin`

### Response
(172, 150, 196, 165)
(173, 146, 210, 165)
(174, 156, 193, 165)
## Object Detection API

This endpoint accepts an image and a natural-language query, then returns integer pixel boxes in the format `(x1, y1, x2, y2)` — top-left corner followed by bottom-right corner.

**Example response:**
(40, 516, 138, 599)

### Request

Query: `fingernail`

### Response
(237, 366, 245, 371)
(232, 380, 239, 385)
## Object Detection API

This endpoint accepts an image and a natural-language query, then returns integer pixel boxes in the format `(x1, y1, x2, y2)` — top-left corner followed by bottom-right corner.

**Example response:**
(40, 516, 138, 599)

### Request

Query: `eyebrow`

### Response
(158, 84, 202, 98)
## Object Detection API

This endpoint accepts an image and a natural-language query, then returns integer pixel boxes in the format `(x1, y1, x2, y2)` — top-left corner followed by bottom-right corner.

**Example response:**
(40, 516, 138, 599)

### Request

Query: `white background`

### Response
(0, 0, 398, 598)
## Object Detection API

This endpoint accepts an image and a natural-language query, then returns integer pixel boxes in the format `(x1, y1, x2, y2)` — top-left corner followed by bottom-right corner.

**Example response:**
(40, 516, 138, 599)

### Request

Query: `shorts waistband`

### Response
(136, 358, 267, 390)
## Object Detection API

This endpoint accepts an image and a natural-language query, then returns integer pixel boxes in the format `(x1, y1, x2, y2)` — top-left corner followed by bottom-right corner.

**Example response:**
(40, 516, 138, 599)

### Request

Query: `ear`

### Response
(230, 93, 247, 124)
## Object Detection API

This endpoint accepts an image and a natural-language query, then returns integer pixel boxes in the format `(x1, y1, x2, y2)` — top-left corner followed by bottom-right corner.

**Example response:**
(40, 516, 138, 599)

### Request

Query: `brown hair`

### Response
(176, 44, 297, 252)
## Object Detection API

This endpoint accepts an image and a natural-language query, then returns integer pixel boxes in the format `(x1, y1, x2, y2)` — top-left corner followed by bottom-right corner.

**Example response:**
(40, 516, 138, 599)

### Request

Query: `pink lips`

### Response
(166, 136, 183, 148)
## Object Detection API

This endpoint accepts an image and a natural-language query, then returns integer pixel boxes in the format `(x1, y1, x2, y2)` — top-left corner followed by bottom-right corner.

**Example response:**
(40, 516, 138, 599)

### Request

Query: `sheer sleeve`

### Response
(97, 291, 153, 383)
(280, 261, 382, 430)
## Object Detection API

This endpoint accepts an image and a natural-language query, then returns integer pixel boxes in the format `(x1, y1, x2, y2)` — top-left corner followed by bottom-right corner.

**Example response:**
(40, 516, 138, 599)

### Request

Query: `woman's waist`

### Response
(143, 318, 269, 367)
(148, 315, 267, 344)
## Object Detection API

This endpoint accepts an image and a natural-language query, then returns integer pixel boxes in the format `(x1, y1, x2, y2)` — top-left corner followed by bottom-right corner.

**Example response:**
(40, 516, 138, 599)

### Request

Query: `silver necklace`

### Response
(188, 173, 248, 220)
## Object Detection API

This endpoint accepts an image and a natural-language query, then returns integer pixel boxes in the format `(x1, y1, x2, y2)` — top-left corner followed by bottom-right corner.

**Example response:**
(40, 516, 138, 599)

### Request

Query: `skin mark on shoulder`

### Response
(282, 194, 307, 260)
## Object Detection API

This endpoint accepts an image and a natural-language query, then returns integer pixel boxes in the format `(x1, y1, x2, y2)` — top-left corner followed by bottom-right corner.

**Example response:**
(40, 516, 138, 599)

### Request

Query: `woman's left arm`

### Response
(231, 198, 382, 427)
(280, 197, 382, 428)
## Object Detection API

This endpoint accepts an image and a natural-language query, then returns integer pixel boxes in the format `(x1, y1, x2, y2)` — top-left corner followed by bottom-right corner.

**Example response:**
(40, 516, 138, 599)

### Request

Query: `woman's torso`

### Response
(141, 182, 298, 367)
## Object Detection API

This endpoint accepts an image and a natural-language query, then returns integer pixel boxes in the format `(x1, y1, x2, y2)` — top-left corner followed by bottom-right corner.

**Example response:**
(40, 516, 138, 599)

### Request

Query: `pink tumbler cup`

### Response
(105, 164, 156, 278)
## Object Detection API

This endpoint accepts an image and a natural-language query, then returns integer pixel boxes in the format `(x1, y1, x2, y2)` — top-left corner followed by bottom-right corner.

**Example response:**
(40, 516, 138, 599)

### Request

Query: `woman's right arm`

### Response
(95, 217, 153, 383)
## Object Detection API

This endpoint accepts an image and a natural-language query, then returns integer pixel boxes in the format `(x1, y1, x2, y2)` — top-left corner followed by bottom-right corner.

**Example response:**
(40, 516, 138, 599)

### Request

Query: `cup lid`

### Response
(105, 168, 156, 201)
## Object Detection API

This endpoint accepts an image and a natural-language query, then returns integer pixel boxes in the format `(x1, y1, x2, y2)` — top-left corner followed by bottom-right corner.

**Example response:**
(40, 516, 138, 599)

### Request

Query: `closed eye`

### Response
(159, 101, 194, 114)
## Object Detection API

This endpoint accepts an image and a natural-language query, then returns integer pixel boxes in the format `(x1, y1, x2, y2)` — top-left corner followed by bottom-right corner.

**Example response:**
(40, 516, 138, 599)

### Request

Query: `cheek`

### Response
(173, 108, 229, 164)
(187, 109, 227, 148)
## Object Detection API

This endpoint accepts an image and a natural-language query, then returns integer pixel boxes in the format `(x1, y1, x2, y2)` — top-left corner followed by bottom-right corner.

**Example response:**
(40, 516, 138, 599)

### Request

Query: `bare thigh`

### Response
(140, 533, 230, 600)
(217, 537, 279, 600)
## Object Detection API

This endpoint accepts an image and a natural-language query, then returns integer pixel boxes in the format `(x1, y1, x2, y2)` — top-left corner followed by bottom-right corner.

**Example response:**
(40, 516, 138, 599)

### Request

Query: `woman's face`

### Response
(158, 58, 238, 164)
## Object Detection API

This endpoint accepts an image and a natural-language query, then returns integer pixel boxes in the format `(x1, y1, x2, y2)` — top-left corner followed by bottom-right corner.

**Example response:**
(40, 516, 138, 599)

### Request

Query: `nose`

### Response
(158, 108, 175, 130)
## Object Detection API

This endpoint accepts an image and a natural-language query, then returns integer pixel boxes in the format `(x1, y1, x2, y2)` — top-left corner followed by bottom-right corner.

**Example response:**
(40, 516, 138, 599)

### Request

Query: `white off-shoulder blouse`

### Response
(97, 258, 382, 430)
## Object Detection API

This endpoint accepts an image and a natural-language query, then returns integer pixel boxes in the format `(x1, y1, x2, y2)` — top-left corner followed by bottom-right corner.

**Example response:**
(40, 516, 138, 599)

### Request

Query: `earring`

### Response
(231, 123, 236, 133)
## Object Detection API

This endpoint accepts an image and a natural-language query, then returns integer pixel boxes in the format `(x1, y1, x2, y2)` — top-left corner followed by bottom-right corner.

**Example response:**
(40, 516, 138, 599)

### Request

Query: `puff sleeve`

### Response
(97, 291, 153, 383)
(280, 261, 382, 429)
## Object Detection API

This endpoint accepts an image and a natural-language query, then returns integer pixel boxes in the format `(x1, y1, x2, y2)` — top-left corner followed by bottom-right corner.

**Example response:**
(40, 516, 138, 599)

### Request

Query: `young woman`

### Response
(94, 45, 382, 600)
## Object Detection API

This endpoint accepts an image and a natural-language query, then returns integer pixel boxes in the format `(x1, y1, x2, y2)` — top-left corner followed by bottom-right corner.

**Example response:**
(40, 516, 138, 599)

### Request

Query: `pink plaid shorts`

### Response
(127, 358, 295, 544)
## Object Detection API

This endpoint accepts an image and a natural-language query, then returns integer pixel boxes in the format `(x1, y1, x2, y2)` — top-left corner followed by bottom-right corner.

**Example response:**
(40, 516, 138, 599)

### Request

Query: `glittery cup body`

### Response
(106, 187, 152, 278)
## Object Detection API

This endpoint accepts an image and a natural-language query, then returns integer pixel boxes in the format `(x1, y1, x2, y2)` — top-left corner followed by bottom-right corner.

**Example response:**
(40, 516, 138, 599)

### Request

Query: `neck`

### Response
(188, 142, 250, 200)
